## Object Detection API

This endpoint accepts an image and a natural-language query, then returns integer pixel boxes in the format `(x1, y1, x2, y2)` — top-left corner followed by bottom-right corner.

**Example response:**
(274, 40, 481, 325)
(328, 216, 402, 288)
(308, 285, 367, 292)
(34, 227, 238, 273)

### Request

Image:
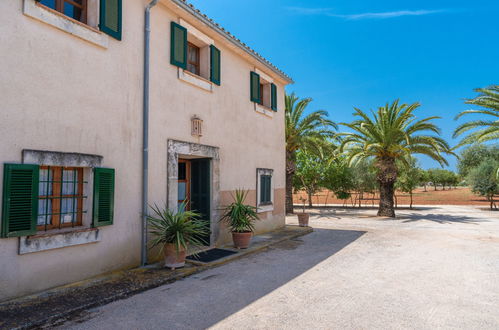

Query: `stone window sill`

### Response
(19, 227, 100, 255)
(178, 69, 214, 92)
(23, 0, 109, 49)
(257, 203, 274, 213)
(255, 104, 274, 118)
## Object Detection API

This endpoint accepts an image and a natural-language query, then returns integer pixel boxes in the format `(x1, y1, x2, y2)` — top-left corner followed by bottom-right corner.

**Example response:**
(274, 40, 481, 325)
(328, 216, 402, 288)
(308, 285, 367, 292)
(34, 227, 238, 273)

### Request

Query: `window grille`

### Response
(38, 166, 87, 231)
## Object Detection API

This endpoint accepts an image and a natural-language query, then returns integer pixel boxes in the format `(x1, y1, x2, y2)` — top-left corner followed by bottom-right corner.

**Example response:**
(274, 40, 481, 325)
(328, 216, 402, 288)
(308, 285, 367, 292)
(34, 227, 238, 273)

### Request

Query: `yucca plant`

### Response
(147, 201, 209, 254)
(219, 189, 259, 233)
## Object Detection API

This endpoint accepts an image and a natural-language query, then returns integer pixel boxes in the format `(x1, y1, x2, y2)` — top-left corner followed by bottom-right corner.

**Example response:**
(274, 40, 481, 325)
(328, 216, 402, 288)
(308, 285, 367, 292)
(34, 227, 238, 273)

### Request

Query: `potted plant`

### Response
(297, 196, 309, 227)
(147, 202, 209, 269)
(220, 189, 259, 249)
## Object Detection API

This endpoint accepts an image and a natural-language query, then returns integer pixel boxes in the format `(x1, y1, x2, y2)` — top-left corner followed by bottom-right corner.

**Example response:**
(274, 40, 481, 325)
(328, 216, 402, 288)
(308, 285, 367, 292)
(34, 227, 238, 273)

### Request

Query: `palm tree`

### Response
(339, 100, 452, 217)
(285, 92, 336, 214)
(453, 85, 499, 146)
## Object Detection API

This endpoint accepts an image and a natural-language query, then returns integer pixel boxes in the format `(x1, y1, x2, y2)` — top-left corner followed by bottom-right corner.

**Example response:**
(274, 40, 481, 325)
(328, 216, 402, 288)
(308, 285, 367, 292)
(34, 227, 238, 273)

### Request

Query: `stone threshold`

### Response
(0, 225, 313, 330)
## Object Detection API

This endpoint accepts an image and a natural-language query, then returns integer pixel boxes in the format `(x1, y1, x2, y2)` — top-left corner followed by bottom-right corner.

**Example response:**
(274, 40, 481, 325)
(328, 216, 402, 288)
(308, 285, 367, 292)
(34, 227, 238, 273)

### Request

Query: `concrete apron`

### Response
(0, 225, 312, 330)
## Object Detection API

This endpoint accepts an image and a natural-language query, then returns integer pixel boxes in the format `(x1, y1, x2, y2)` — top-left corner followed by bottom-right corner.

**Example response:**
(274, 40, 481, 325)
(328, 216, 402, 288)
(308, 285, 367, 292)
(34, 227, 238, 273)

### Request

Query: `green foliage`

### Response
(418, 169, 430, 189)
(396, 158, 420, 194)
(457, 144, 499, 177)
(293, 148, 327, 197)
(285, 92, 337, 213)
(350, 159, 378, 195)
(219, 189, 259, 233)
(339, 99, 453, 216)
(285, 92, 337, 155)
(427, 168, 459, 190)
(467, 160, 498, 209)
(453, 85, 499, 147)
(335, 191, 351, 200)
(147, 202, 209, 254)
(323, 157, 354, 198)
(339, 99, 453, 167)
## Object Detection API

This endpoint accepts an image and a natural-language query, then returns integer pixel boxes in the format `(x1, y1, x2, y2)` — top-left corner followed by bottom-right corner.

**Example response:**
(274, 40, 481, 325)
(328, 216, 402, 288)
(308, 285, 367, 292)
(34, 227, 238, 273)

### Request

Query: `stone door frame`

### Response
(167, 140, 220, 246)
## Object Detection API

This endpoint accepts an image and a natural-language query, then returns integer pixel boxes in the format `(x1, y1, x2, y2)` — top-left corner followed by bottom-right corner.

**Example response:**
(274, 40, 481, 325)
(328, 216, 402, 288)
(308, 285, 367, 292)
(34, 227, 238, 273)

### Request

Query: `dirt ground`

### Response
(60, 205, 499, 329)
(294, 187, 496, 207)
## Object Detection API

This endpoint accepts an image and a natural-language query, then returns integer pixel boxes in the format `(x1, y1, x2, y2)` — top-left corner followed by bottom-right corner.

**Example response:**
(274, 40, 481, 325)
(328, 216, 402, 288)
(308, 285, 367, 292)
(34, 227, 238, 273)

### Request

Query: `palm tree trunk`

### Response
(376, 157, 397, 217)
(285, 151, 296, 214)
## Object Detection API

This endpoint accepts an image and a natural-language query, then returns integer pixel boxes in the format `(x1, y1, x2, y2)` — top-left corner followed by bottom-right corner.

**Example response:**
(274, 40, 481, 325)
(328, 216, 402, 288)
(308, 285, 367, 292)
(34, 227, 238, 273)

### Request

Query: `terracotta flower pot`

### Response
(297, 213, 310, 227)
(232, 231, 252, 249)
(164, 243, 186, 270)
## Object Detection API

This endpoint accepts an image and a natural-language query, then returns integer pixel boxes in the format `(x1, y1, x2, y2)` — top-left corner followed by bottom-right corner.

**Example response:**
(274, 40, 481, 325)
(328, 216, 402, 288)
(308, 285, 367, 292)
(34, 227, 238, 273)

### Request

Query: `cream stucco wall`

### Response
(0, 0, 288, 301)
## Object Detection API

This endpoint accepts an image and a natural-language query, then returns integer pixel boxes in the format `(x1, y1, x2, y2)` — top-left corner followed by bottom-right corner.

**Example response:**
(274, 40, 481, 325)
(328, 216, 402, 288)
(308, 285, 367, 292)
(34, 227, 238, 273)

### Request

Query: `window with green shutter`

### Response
(100, 0, 122, 40)
(171, 22, 187, 69)
(271, 83, 277, 111)
(92, 168, 115, 227)
(250, 71, 261, 103)
(1, 164, 39, 238)
(210, 45, 221, 85)
(260, 175, 272, 205)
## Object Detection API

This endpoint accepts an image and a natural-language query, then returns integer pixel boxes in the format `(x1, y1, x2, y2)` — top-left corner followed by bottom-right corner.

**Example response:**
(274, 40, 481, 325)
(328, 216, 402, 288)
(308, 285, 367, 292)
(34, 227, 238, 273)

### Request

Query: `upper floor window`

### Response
(170, 21, 221, 86)
(187, 42, 201, 76)
(38, 0, 88, 24)
(251, 71, 278, 111)
(27, 0, 122, 46)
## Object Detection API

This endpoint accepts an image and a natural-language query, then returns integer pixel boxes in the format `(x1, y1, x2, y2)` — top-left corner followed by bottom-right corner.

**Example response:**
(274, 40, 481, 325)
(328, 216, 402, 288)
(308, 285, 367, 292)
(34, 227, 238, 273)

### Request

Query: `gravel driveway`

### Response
(60, 205, 499, 330)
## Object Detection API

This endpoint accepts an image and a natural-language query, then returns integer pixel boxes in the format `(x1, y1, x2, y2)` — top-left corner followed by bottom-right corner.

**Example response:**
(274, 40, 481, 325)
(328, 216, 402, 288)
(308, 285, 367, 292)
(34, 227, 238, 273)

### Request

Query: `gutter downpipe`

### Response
(142, 0, 159, 267)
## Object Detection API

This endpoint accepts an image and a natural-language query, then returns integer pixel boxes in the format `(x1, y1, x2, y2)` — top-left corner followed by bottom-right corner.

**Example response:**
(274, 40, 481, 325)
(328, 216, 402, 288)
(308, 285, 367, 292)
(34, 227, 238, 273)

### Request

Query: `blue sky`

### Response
(189, 0, 499, 170)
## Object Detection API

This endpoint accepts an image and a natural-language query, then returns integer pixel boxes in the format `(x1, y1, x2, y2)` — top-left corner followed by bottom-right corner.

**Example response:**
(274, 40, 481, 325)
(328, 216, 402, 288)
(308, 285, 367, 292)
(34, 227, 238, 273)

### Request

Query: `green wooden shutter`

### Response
(210, 45, 221, 85)
(271, 83, 277, 111)
(250, 71, 260, 103)
(171, 22, 187, 69)
(260, 176, 266, 203)
(260, 175, 271, 204)
(1, 164, 39, 238)
(267, 176, 272, 202)
(99, 0, 122, 40)
(93, 168, 115, 227)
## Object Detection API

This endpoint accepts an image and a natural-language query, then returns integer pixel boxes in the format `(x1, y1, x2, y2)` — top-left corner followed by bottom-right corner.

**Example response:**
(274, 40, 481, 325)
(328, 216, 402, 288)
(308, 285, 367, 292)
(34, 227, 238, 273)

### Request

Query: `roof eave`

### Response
(169, 0, 294, 85)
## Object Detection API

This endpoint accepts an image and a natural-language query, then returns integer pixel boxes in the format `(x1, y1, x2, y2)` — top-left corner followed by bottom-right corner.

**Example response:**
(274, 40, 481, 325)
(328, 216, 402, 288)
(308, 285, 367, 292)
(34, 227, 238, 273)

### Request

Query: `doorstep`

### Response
(0, 225, 312, 329)
(188, 225, 312, 266)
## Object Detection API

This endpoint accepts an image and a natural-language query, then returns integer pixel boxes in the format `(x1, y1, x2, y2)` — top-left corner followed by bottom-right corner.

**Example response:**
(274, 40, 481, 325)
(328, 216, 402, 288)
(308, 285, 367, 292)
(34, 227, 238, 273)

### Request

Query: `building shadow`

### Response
(66, 228, 366, 329)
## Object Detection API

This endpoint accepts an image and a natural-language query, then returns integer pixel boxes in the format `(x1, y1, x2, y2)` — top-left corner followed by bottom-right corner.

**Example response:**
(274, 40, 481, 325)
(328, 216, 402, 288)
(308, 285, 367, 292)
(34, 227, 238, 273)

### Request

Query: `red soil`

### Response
(293, 187, 495, 207)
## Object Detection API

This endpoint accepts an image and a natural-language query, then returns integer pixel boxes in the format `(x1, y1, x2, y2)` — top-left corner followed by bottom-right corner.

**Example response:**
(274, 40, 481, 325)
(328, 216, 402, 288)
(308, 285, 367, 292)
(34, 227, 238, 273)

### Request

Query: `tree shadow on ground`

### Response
(399, 213, 490, 224)
(63, 228, 366, 329)
(307, 207, 439, 220)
